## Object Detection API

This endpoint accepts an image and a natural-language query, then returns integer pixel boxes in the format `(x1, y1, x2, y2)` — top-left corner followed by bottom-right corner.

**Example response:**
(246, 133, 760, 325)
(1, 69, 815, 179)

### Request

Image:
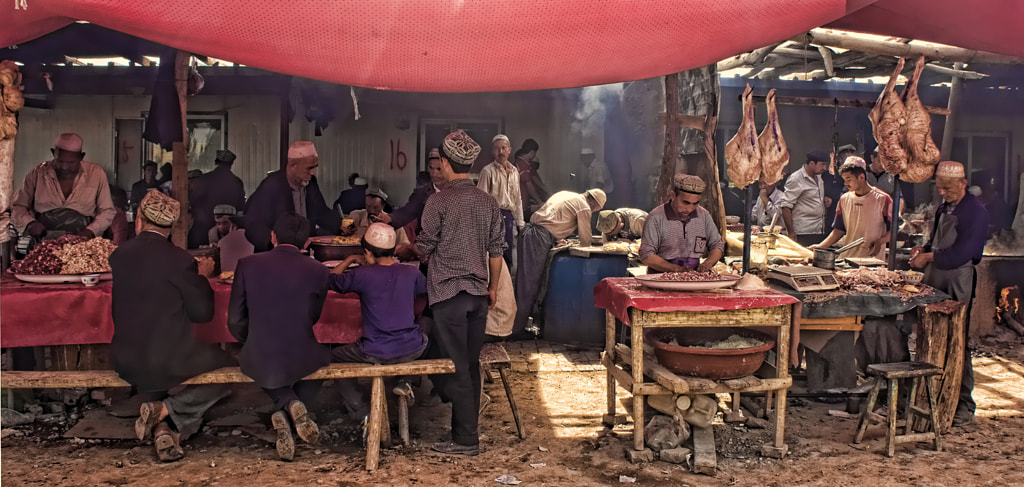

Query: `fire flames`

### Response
(999, 286, 1020, 316)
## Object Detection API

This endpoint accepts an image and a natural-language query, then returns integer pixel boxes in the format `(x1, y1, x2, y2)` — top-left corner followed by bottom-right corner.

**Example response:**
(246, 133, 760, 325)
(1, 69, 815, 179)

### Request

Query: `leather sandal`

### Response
(153, 423, 184, 462)
(135, 401, 165, 441)
(287, 400, 319, 445)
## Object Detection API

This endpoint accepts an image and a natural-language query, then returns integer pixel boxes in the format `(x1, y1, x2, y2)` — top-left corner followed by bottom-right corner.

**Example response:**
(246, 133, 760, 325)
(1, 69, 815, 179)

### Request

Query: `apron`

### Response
(922, 211, 975, 302)
(34, 208, 91, 241)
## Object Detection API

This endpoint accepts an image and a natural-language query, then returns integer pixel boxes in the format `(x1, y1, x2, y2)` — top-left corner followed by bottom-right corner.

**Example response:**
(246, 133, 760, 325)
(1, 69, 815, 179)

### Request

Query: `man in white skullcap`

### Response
(810, 157, 893, 259)
(580, 148, 613, 195)
(245, 141, 342, 252)
(329, 222, 430, 426)
(514, 187, 606, 336)
(639, 174, 723, 273)
(911, 160, 989, 426)
(12, 132, 116, 241)
(477, 134, 524, 269)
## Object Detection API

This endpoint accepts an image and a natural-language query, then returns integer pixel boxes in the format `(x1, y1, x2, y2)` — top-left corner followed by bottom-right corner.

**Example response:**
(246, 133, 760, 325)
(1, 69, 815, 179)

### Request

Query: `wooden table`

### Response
(594, 278, 799, 461)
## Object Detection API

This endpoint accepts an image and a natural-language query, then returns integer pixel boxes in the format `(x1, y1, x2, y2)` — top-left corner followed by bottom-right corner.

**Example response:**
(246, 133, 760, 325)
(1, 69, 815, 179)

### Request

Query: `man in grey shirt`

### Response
(780, 150, 832, 247)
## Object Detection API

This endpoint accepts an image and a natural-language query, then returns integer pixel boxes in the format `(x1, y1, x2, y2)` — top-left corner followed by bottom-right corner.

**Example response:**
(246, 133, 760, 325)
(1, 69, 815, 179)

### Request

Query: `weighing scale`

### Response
(767, 266, 840, 292)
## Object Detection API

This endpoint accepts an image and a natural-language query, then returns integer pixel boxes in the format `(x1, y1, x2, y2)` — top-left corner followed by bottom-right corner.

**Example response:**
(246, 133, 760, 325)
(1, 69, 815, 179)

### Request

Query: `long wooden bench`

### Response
(1, 359, 456, 471)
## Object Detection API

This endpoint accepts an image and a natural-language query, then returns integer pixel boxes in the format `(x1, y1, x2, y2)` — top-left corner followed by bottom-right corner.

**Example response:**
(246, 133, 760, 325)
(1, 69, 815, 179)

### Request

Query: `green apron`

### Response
(922, 211, 975, 302)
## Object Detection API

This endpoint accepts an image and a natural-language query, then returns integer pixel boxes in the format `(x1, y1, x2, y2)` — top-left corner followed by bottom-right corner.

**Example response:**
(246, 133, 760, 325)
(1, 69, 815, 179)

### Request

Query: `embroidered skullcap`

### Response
(287, 141, 317, 160)
(213, 204, 236, 216)
(366, 188, 389, 202)
(840, 156, 866, 172)
(54, 133, 83, 153)
(364, 222, 396, 250)
(596, 210, 620, 234)
(442, 130, 481, 166)
(580, 148, 595, 155)
(584, 188, 607, 209)
(215, 149, 236, 163)
(139, 189, 179, 227)
(935, 160, 966, 179)
(492, 134, 510, 144)
(673, 174, 705, 194)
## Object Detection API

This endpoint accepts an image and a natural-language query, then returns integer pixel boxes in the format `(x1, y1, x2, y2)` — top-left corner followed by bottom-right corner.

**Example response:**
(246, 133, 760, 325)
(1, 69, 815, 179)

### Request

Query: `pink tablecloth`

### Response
(0, 274, 421, 347)
(594, 278, 800, 325)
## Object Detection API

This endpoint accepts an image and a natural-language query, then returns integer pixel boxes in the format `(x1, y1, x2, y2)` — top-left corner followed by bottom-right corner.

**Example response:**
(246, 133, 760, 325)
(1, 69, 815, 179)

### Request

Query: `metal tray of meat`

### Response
(634, 274, 741, 291)
(12, 272, 113, 284)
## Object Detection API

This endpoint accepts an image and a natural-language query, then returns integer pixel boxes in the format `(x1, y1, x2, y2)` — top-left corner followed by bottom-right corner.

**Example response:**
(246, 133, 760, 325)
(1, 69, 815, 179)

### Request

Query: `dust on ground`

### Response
(3, 330, 1024, 487)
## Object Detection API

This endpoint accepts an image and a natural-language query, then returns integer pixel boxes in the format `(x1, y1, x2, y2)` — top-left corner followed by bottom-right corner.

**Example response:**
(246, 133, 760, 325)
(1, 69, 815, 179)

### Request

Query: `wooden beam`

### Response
(790, 29, 1024, 65)
(171, 51, 189, 249)
(717, 42, 783, 71)
(656, 73, 680, 205)
(740, 94, 951, 116)
(940, 62, 965, 159)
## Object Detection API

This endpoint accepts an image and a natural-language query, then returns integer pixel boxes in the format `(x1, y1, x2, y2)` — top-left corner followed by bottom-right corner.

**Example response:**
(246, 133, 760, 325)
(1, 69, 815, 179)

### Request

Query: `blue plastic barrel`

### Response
(542, 253, 628, 344)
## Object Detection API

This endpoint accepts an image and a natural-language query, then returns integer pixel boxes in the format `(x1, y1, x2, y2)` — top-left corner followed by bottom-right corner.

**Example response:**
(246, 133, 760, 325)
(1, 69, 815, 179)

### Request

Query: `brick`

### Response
(660, 447, 692, 464)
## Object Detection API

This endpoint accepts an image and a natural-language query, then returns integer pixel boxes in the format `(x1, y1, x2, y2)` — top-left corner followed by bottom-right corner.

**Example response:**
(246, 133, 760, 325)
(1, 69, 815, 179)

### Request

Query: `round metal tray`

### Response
(634, 274, 740, 291)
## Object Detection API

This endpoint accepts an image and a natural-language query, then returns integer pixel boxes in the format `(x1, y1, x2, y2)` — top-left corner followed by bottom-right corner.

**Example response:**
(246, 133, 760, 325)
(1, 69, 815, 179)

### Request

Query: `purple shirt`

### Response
(925, 193, 988, 270)
(329, 264, 427, 360)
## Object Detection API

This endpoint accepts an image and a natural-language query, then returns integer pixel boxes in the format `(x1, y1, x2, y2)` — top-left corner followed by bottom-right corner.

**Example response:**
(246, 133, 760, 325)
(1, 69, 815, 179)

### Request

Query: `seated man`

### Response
(639, 174, 724, 273)
(13, 133, 115, 241)
(109, 190, 230, 462)
(228, 214, 330, 461)
(343, 188, 410, 248)
(596, 208, 648, 242)
(329, 223, 429, 420)
(208, 204, 240, 246)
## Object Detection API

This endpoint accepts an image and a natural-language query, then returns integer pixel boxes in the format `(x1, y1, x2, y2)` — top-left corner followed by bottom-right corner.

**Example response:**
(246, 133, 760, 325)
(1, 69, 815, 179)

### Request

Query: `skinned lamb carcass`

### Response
(725, 84, 761, 189)
(901, 161, 935, 183)
(869, 57, 909, 175)
(901, 55, 941, 168)
(757, 89, 789, 185)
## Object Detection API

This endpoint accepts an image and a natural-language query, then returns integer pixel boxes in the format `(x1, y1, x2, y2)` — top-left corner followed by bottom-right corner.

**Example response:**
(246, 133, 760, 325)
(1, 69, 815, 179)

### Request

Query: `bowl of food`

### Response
(725, 215, 741, 225)
(651, 327, 775, 379)
(902, 270, 924, 285)
(307, 235, 363, 261)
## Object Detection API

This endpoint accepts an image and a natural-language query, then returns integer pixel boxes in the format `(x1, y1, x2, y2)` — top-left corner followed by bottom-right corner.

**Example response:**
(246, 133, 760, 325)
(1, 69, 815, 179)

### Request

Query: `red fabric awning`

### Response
(3, 1, 1021, 93)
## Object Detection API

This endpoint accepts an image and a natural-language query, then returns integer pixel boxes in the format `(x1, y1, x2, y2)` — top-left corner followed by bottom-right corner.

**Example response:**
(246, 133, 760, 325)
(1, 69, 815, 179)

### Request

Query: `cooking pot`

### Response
(306, 236, 363, 262)
(812, 237, 864, 270)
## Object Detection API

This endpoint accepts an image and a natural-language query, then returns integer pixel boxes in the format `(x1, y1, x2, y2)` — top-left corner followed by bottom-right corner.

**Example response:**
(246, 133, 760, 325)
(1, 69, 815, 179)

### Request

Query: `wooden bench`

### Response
(1, 359, 456, 471)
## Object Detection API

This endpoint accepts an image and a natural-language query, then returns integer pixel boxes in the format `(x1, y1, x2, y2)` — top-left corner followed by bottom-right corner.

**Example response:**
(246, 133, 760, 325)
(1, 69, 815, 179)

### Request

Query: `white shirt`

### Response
(779, 167, 826, 235)
(751, 188, 786, 232)
(477, 160, 525, 228)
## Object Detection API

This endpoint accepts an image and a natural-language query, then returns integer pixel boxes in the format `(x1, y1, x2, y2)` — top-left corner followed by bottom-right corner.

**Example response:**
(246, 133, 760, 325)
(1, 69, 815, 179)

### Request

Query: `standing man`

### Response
(190, 149, 246, 247)
(245, 141, 342, 252)
(810, 157, 893, 259)
(228, 214, 330, 460)
(751, 179, 786, 234)
(514, 188, 606, 336)
(334, 173, 368, 214)
(12, 133, 115, 241)
(580, 148, 613, 195)
(477, 134, 524, 268)
(780, 150, 832, 247)
(911, 161, 989, 427)
(639, 174, 724, 273)
(390, 148, 443, 230)
(416, 130, 505, 456)
(109, 190, 229, 462)
(129, 161, 161, 211)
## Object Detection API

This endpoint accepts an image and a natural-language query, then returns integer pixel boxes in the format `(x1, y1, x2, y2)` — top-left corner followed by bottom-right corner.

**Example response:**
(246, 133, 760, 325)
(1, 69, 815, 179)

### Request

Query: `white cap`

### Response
(492, 134, 509, 144)
(287, 141, 317, 160)
(580, 148, 595, 155)
(353, 177, 368, 186)
(364, 222, 396, 249)
(935, 160, 965, 179)
(55, 132, 84, 153)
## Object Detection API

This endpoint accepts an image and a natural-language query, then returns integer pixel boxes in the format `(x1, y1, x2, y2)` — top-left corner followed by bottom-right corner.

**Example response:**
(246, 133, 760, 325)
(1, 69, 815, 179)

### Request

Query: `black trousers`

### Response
(262, 381, 323, 412)
(430, 291, 488, 446)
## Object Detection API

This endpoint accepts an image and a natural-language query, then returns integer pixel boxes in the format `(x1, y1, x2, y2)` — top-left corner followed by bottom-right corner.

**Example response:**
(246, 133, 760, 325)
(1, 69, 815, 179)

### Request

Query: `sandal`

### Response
(135, 401, 165, 441)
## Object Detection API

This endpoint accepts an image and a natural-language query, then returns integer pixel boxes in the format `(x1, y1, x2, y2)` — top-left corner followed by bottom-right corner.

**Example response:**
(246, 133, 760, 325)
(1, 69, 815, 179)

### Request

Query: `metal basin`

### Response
(651, 327, 775, 380)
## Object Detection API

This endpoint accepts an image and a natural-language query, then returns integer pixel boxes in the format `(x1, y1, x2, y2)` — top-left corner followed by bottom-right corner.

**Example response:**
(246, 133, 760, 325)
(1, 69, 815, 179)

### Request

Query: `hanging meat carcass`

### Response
(901, 55, 941, 171)
(725, 84, 761, 189)
(869, 57, 909, 175)
(757, 89, 789, 185)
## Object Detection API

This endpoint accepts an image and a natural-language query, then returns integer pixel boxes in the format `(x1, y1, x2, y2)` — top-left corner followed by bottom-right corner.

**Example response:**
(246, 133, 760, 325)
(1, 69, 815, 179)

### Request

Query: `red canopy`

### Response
(4, 0, 1022, 92)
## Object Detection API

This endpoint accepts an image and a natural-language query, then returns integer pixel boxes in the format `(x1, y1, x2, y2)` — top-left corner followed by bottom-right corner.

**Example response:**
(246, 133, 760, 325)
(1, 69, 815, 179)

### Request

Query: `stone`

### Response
(626, 448, 656, 463)
(1, 408, 33, 427)
(25, 404, 44, 417)
(659, 447, 692, 464)
(46, 402, 65, 414)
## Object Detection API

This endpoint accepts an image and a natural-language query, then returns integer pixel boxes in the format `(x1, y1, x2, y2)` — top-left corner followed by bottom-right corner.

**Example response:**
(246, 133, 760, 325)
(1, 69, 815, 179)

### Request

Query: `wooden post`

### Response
(915, 301, 966, 434)
(656, 73, 680, 205)
(280, 82, 290, 170)
(939, 62, 965, 160)
(171, 51, 190, 249)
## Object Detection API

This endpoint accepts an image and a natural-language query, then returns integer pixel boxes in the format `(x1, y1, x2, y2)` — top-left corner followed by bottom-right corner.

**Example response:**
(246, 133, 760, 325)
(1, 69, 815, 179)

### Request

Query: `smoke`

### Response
(573, 83, 624, 150)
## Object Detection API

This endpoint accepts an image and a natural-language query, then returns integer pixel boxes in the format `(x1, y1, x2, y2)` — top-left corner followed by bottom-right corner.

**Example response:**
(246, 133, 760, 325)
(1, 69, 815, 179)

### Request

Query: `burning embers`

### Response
(998, 286, 1024, 336)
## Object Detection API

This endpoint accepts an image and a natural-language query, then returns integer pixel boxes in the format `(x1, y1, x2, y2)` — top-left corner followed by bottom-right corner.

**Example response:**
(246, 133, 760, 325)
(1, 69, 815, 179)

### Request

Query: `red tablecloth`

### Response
(1, 274, 421, 347)
(594, 278, 800, 325)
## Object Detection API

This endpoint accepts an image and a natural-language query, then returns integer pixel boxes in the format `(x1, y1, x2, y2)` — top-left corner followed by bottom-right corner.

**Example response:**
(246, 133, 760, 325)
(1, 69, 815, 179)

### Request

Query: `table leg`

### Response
(774, 307, 790, 450)
(631, 312, 645, 452)
(605, 311, 617, 420)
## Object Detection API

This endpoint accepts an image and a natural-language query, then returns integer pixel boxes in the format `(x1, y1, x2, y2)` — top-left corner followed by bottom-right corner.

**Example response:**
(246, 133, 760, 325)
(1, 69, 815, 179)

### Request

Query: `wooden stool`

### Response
(853, 362, 943, 457)
(480, 343, 526, 439)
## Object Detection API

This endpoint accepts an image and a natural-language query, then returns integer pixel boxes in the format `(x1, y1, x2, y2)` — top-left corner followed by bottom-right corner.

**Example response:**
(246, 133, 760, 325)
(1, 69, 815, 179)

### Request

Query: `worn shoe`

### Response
(431, 440, 479, 456)
(287, 400, 319, 445)
(152, 424, 184, 462)
(271, 411, 296, 461)
(135, 401, 165, 441)
(952, 411, 975, 427)
(392, 380, 415, 399)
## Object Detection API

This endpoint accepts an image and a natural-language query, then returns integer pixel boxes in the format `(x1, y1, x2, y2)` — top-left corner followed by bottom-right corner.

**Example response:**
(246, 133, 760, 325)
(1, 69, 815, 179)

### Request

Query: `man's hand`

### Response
(76, 229, 95, 239)
(909, 251, 933, 269)
(824, 196, 833, 208)
(370, 212, 392, 225)
(807, 243, 822, 250)
(696, 260, 715, 272)
(197, 256, 216, 278)
(488, 287, 497, 309)
(868, 237, 887, 256)
(339, 225, 355, 237)
(26, 221, 47, 239)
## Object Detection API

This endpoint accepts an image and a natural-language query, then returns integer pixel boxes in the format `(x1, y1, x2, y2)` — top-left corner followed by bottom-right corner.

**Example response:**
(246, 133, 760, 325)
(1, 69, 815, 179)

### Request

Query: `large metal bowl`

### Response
(651, 327, 775, 379)
(306, 236, 363, 262)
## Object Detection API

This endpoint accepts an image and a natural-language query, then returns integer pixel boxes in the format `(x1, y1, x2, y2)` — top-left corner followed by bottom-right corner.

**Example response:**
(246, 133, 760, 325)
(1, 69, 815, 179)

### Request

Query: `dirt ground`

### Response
(3, 329, 1024, 487)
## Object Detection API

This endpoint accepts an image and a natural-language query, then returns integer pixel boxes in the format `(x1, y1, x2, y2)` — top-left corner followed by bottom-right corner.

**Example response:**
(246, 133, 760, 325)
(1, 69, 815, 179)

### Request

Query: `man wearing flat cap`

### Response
(780, 150, 832, 247)
(911, 160, 989, 427)
(639, 174, 723, 273)
(514, 187, 606, 336)
(596, 208, 648, 242)
(108, 189, 229, 462)
(245, 141, 342, 252)
(416, 130, 505, 456)
(13, 133, 116, 242)
(189, 149, 246, 247)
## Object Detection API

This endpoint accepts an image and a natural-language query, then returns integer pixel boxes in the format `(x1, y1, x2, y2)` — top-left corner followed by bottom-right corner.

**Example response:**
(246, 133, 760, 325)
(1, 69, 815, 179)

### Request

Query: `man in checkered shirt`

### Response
(416, 130, 505, 456)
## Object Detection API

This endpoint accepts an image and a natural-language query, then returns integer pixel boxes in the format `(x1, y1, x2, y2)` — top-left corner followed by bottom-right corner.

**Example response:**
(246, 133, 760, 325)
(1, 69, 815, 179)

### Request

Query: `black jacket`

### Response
(109, 231, 230, 392)
(189, 165, 246, 248)
(389, 183, 436, 230)
(227, 245, 331, 389)
(244, 171, 341, 252)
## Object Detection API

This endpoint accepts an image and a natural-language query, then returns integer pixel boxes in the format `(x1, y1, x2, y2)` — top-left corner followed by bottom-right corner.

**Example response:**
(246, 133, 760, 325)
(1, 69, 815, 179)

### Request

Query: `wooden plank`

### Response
(601, 353, 670, 395)
(612, 344, 791, 394)
(614, 344, 690, 394)
(637, 306, 789, 328)
(692, 425, 717, 475)
(606, 311, 618, 419)
(630, 318, 646, 451)
(0, 360, 456, 389)
(800, 316, 863, 331)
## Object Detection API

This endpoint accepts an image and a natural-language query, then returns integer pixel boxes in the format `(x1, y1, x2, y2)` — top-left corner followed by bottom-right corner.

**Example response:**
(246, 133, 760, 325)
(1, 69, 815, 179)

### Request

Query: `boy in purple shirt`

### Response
(329, 223, 429, 419)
